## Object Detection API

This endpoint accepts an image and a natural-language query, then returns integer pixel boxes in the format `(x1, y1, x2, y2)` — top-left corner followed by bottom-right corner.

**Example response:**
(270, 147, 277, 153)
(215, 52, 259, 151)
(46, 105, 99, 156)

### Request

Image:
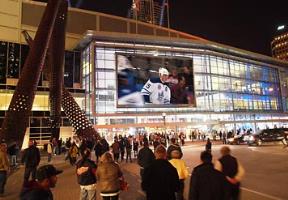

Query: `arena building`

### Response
(0, 0, 287, 144)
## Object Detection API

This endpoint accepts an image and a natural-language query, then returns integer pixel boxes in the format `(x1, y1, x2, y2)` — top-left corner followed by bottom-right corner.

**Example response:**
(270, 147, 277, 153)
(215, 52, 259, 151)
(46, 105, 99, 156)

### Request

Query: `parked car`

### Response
(248, 128, 288, 146)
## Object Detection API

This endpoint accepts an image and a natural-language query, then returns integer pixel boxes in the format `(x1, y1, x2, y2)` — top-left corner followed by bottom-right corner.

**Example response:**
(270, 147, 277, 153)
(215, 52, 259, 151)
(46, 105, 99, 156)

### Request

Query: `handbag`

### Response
(119, 178, 128, 191)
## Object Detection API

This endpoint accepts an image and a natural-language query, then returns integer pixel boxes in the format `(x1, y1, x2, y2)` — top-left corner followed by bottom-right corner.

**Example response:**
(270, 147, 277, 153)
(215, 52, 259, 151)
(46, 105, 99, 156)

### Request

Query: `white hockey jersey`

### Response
(141, 78, 171, 104)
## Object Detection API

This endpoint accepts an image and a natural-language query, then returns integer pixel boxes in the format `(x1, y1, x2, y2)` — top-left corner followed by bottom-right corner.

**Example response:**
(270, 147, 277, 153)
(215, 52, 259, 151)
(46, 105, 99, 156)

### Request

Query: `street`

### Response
(3, 142, 288, 200)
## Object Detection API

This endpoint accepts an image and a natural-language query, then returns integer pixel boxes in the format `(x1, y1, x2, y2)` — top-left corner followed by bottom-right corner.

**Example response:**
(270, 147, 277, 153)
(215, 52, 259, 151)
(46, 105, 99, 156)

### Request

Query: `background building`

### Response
(271, 25, 288, 61)
(129, 0, 168, 26)
(0, 0, 288, 145)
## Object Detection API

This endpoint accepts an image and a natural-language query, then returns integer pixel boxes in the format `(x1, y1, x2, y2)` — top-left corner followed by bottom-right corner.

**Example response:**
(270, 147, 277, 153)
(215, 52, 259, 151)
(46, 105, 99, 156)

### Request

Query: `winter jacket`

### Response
(96, 161, 122, 193)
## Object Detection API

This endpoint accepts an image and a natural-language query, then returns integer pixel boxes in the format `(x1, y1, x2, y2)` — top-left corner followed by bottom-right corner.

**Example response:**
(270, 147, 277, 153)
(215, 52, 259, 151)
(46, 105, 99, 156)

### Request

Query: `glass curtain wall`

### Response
(82, 42, 282, 121)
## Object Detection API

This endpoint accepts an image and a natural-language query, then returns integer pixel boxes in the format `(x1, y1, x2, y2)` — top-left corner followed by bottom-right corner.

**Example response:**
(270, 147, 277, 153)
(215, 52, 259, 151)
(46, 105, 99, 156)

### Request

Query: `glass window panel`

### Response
(7, 43, 20, 78)
(211, 76, 219, 90)
(0, 41, 7, 83)
(106, 80, 115, 89)
(96, 60, 105, 68)
(96, 53, 105, 60)
(104, 60, 115, 69)
(96, 80, 106, 88)
(105, 52, 115, 60)
(105, 71, 116, 80)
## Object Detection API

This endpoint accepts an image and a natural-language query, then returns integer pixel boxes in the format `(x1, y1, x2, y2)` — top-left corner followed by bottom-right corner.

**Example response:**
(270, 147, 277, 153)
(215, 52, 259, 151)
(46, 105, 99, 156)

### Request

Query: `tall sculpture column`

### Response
(0, 0, 63, 147)
(48, 0, 67, 139)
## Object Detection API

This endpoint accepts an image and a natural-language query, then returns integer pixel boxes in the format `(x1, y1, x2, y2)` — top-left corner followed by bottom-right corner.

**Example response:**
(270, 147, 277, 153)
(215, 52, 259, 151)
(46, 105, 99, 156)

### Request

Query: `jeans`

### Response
(11, 155, 17, 166)
(24, 166, 37, 184)
(0, 171, 7, 194)
(80, 188, 96, 200)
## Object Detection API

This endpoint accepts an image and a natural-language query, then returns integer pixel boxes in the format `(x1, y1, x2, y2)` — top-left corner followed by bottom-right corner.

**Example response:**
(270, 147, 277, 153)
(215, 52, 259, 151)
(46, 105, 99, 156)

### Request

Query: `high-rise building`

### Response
(129, 0, 167, 26)
(271, 25, 288, 61)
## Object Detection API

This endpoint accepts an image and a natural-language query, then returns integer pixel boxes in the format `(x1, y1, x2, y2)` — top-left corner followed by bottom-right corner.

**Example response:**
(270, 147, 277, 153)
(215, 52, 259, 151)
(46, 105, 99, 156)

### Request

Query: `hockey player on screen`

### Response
(141, 67, 171, 104)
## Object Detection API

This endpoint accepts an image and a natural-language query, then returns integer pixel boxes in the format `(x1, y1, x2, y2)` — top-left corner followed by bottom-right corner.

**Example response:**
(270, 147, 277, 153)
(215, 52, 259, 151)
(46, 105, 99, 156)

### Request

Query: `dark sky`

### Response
(73, 0, 288, 56)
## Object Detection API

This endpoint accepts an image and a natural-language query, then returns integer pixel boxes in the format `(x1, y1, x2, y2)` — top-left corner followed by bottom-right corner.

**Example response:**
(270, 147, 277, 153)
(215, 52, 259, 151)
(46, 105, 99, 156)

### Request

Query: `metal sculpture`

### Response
(48, 1, 67, 139)
(62, 88, 97, 140)
(20, 0, 98, 144)
(0, 0, 63, 147)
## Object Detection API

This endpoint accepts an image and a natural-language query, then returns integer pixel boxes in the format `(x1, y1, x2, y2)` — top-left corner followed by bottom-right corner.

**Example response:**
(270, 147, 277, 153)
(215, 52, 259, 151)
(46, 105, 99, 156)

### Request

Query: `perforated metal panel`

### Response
(62, 88, 98, 139)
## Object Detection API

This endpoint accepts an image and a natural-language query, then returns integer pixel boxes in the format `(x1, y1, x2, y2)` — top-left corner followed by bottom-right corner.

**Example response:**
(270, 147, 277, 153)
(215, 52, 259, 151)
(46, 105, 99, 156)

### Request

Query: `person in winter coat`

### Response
(137, 140, 155, 184)
(21, 140, 40, 184)
(76, 148, 97, 200)
(169, 150, 189, 200)
(96, 152, 124, 200)
(188, 151, 229, 200)
(0, 143, 9, 197)
(68, 142, 79, 166)
(142, 145, 180, 200)
(214, 146, 245, 200)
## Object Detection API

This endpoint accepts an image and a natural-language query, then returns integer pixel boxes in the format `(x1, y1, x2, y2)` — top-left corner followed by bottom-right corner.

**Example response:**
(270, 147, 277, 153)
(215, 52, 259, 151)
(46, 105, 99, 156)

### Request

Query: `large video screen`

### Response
(116, 53, 196, 108)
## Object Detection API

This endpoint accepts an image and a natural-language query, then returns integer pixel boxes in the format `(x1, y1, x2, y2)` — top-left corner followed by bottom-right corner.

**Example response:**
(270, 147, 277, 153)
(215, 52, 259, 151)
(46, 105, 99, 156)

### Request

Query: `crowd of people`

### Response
(0, 134, 245, 200)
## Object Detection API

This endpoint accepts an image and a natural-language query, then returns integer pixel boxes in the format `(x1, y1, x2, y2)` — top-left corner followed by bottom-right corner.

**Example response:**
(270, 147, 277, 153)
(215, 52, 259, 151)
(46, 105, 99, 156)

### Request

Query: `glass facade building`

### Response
(0, 0, 287, 143)
(81, 39, 288, 138)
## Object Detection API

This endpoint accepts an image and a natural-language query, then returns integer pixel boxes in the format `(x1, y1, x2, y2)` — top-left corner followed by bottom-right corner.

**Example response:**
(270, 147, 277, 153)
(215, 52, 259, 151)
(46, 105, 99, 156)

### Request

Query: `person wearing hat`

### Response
(141, 67, 171, 104)
(20, 164, 63, 200)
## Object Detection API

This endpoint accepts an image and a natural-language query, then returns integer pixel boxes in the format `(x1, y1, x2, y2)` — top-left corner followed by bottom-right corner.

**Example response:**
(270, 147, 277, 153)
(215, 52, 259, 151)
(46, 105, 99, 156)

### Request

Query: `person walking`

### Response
(96, 152, 124, 200)
(188, 151, 229, 200)
(76, 148, 97, 200)
(125, 137, 132, 163)
(118, 136, 125, 162)
(222, 131, 227, 144)
(111, 139, 120, 163)
(132, 138, 139, 159)
(68, 142, 79, 166)
(7, 142, 18, 168)
(94, 140, 102, 163)
(142, 145, 180, 200)
(20, 164, 62, 200)
(205, 138, 212, 152)
(0, 143, 9, 197)
(21, 140, 41, 185)
(214, 146, 245, 200)
(47, 140, 53, 163)
(169, 150, 189, 200)
(137, 140, 155, 184)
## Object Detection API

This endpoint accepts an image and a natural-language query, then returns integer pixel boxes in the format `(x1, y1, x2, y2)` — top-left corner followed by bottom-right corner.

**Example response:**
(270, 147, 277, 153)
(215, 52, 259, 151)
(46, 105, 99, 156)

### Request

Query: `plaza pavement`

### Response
(2, 141, 269, 200)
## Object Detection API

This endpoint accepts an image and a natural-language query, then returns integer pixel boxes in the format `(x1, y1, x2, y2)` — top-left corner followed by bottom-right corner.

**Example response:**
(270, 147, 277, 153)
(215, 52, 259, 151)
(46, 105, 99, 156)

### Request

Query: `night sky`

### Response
(72, 0, 288, 56)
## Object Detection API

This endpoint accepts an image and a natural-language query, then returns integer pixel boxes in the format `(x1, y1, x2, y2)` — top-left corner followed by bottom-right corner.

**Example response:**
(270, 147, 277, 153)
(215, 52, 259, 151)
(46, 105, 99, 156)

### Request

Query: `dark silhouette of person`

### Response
(189, 151, 229, 200)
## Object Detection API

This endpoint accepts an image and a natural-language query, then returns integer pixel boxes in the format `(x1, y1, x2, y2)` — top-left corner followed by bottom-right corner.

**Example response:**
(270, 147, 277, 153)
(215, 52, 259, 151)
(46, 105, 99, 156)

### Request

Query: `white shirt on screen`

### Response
(141, 78, 171, 104)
